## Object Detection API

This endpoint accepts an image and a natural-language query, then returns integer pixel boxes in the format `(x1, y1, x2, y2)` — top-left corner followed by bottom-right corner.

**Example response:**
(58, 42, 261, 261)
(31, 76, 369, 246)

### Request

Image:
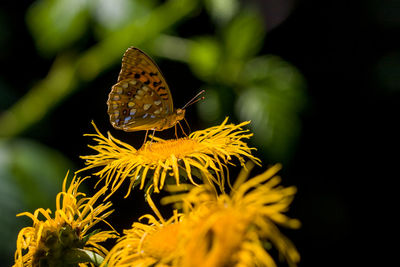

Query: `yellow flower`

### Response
(14, 173, 118, 267)
(165, 163, 301, 267)
(104, 164, 300, 267)
(78, 118, 260, 198)
(104, 190, 183, 267)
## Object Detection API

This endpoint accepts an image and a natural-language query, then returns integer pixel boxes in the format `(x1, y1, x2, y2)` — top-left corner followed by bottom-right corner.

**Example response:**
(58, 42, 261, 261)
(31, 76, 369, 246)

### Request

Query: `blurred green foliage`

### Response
(375, 51, 400, 92)
(1, 0, 306, 159)
(0, 139, 73, 265)
(236, 56, 306, 159)
(27, 0, 160, 56)
(0, 0, 307, 263)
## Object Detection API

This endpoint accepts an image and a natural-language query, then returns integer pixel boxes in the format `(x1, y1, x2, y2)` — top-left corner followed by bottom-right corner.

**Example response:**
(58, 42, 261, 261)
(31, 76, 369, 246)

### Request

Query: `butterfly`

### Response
(107, 47, 194, 132)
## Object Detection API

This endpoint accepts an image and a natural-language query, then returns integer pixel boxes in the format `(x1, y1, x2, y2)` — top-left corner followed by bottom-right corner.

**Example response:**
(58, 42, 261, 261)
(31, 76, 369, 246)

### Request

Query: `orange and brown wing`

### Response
(107, 47, 175, 132)
(107, 79, 172, 131)
(118, 47, 173, 112)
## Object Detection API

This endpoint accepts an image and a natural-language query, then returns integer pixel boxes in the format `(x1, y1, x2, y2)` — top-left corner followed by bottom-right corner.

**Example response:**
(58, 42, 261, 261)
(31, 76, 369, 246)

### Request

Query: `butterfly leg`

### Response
(143, 130, 149, 145)
(183, 117, 191, 134)
(174, 124, 178, 139)
(177, 121, 188, 137)
(149, 129, 156, 144)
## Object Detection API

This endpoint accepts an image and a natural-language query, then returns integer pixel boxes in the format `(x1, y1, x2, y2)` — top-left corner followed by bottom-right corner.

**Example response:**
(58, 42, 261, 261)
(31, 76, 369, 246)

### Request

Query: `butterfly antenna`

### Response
(181, 90, 205, 110)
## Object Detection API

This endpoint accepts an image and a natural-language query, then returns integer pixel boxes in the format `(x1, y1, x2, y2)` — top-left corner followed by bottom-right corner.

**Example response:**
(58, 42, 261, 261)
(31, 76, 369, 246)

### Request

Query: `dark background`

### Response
(1, 0, 398, 266)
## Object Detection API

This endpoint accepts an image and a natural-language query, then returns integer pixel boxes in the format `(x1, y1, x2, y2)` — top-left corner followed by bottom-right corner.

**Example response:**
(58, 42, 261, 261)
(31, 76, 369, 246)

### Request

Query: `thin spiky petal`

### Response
(14, 173, 118, 267)
(77, 119, 260, 198)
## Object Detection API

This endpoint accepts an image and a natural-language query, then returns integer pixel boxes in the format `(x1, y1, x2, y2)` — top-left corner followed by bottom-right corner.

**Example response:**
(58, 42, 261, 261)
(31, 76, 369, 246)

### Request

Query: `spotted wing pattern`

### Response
(107, 47, 174, 131)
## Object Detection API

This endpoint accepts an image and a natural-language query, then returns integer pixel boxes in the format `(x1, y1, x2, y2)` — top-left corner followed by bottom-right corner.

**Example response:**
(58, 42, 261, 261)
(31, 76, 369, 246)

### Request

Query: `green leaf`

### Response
(204, 0, 239, 25)
(26, 0, 90, 55)
(188, 37, 221, 81)
(240, 55, 306, 109)
(223, 10, 266, 61)
(64, 248, 105, 266)
(91, 0, 155, 38)
(235, 56, 307, 161)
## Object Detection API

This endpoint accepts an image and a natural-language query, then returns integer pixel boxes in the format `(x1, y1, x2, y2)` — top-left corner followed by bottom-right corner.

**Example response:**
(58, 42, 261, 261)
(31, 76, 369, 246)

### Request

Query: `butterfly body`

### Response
(107, 47, 185, 132)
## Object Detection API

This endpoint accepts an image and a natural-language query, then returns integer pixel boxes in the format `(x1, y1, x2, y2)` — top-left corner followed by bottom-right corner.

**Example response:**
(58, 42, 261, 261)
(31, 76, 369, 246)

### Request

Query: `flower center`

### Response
(138, 138, 207, 160)
(142, 223, 181, 259)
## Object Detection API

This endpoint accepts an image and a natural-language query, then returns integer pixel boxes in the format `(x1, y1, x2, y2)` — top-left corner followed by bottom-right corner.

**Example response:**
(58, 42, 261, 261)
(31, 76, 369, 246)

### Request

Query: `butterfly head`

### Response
(159, 108, 185, 130)
(175, 108, 186, 121)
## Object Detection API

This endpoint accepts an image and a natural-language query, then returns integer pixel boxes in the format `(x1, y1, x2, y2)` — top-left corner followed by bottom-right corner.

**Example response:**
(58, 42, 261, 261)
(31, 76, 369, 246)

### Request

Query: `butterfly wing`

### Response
(107, 47, 174, 132)
(118, 47, 173, 112)
(107, 79, 171, 131)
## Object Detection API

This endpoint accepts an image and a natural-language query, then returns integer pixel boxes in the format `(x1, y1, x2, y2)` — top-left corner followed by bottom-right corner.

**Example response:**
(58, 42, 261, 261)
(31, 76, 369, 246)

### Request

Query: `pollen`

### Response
(139, 138, 205, 160)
